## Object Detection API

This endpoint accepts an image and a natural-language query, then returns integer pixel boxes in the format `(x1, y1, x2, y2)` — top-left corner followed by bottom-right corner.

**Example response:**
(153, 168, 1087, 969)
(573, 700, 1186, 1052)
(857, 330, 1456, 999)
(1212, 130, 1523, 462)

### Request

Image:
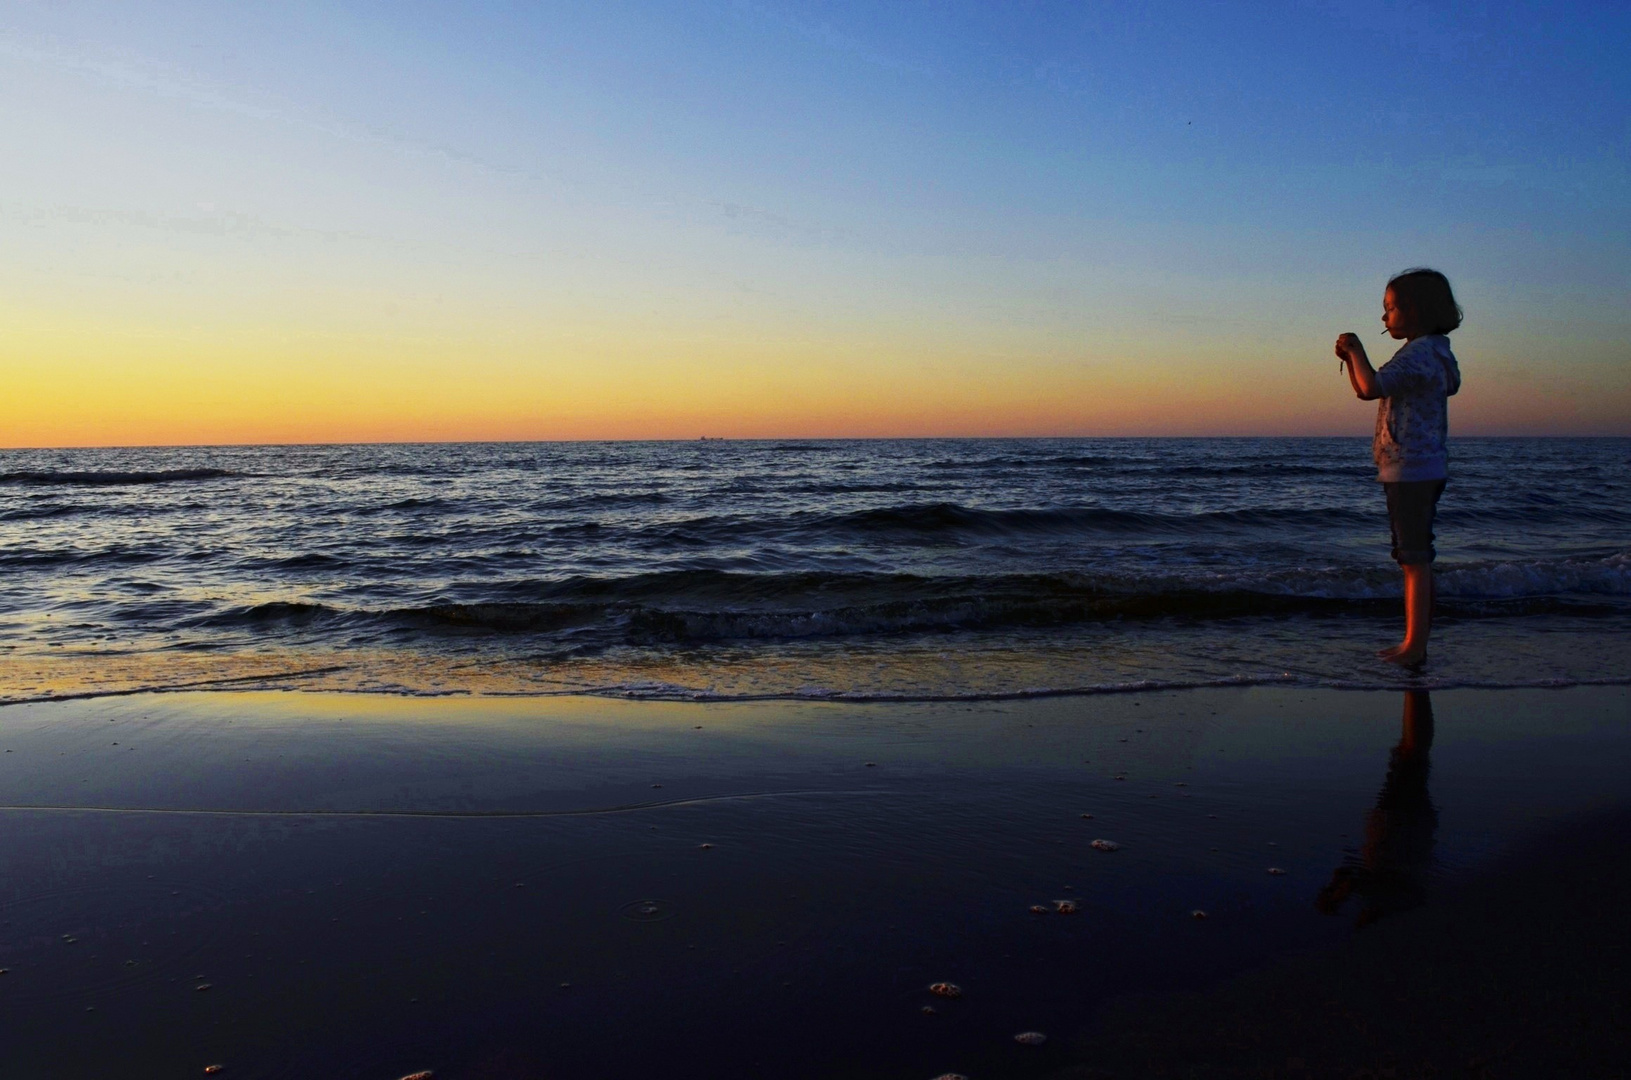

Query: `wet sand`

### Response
(0, 686, 1626, 1079)
(1050, 804, 1631, 1080)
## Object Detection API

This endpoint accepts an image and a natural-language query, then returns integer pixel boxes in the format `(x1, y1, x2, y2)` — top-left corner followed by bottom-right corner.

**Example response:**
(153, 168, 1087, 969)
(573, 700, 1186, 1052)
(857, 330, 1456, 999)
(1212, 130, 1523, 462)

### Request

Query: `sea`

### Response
(2, 437, 1627, 703)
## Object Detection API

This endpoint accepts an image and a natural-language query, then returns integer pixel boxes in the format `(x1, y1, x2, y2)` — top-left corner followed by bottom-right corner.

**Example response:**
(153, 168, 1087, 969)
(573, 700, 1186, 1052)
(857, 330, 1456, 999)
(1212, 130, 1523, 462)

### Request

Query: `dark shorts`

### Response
(1384, 480, 1446, 566)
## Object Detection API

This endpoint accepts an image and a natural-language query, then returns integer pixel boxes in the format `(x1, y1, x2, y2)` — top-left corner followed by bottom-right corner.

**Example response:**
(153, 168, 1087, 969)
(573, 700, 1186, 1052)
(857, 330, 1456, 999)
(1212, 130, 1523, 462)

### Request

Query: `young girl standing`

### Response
(1334, 269, 1463, 665)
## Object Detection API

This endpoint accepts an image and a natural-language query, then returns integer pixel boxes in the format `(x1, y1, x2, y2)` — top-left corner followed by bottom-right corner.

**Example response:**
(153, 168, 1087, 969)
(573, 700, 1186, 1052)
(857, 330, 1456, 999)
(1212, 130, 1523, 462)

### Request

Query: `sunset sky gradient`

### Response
(3, 1, 1627, 446)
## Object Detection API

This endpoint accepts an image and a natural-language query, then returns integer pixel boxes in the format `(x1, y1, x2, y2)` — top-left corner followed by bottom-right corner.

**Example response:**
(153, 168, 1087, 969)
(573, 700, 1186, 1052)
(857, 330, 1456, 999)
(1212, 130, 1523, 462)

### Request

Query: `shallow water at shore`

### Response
(3, 438, 1627, 703)
(1, 686, 1626, 1079)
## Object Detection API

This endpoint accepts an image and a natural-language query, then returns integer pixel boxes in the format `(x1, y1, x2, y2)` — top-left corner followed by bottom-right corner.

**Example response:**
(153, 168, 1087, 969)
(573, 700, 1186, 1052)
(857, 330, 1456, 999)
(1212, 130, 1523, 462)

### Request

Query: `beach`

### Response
(3, 438, 1627, 1076)
(3, 685, 1627, 1079)
(8, 1, 1629, 1072)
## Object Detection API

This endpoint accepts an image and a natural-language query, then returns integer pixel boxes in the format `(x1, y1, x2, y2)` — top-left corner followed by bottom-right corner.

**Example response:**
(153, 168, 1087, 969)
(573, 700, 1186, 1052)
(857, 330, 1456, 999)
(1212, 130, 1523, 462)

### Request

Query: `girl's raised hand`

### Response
(1334, 333, 1366, 365)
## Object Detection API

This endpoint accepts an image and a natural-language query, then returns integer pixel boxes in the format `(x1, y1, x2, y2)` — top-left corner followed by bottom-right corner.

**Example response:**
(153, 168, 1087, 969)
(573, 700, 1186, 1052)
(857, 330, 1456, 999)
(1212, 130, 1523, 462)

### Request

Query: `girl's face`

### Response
(1381, 288, 1416, 340)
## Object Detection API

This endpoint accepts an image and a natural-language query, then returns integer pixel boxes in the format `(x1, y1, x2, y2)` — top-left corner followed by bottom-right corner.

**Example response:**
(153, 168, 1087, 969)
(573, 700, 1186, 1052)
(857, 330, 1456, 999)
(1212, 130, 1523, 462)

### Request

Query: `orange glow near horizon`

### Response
(6, 301, 1627, 448)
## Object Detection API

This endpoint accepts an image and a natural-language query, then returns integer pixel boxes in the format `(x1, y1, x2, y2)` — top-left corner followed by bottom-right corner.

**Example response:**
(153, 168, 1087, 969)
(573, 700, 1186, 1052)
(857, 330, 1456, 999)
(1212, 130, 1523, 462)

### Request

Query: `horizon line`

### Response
(5, 433, 1627, 452)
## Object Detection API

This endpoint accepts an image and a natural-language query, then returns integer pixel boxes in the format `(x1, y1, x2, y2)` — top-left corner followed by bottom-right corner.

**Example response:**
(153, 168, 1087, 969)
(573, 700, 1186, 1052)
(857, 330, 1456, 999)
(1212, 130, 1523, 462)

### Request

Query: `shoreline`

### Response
(7, 670, 1631, 710)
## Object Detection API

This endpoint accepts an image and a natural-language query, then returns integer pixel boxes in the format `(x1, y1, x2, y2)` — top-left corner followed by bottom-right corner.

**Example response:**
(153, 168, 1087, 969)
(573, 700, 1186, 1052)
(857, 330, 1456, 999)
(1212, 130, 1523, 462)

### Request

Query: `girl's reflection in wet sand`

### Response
(1317, 690, 1440, 926)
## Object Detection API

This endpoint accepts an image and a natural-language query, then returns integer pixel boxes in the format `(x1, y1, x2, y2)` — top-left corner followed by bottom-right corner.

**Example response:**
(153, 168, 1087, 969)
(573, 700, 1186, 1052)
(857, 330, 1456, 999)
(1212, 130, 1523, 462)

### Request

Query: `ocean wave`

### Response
(220, 601, 335, 624)
(921, 454, 1117, 470)
(0, 503, 87, 522)
(1159, 463, 1363, 477)
(0, 545, 168, 569)
(817, 502, 1373, 537)
(180, 554, 1631, 643)
(0, 468, 237, 487)
(1436, 552, 1631, 598)
(543, 491, 673, 510)
(1447, 502, 1631, 526)
(553, 672, 1631, 702)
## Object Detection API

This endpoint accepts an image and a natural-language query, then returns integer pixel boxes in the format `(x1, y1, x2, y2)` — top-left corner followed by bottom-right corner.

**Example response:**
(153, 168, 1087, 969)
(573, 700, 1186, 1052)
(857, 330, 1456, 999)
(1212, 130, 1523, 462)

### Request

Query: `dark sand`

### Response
(1050, 804, 1631, 1080)
(0, 686, 1626, 1079)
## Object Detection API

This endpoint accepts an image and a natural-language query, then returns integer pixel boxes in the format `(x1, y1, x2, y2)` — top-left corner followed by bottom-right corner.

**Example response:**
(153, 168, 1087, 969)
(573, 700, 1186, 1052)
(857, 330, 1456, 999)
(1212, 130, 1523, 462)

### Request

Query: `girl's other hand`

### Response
(1334, 333, 1365, 363)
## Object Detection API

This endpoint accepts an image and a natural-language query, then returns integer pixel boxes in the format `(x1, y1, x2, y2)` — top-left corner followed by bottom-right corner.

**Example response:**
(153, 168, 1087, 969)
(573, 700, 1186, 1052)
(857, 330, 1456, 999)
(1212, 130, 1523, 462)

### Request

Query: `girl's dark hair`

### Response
(1387, 268, 1463, 334)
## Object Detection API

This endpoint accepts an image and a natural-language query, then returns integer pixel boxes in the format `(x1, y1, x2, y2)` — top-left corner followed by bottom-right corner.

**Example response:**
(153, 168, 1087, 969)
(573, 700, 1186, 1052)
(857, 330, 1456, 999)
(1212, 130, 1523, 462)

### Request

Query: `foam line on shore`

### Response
(0, 664, 356, 705)
(9, 670, 1631, 707)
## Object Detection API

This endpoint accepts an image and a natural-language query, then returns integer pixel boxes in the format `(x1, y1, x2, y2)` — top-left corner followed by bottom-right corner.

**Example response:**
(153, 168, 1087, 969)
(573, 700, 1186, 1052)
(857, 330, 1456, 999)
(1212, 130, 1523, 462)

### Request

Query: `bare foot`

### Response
(1381, 644, 1426, 666)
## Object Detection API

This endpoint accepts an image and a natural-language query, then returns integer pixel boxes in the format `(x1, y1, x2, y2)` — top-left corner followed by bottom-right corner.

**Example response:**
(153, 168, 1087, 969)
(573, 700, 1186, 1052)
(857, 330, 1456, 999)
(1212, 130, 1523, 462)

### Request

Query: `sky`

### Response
(2, 0, 1628, 446)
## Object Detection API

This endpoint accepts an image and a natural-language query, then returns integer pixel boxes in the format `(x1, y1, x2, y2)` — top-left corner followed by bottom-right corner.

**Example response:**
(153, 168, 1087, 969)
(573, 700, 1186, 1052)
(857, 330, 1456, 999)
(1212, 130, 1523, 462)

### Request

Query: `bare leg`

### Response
(1380, 564, 1432, 664)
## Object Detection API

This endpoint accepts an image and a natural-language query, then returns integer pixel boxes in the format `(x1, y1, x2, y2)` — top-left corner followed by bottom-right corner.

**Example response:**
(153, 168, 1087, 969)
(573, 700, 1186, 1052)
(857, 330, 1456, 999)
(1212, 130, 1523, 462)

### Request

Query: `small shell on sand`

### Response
(1029, 904, 1050, 914)
(1191, 910, 1208, 919)
(1053, 899, 1079, 914)
(1267, 867, 1286, 875)
(1080, 813, 1094, 819)
(921, 1005, 937, 1015)
(194, 983, 212, 992)
(928, 981, 963, 998)
(398, 1073, 434, 1080)
(1014, 1031, 1048, 1045)
(203, 1068, 225, 1076)
(1090, 839, 1119, 852)
(698, 843, 714, 850)
(930, 1074, 969, 1080)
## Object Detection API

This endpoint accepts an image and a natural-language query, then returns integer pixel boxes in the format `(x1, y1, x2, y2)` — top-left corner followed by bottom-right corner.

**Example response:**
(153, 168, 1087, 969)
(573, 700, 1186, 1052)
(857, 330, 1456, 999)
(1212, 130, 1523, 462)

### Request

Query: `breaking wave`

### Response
(186, 552, 1631, 644)
(0, 468, 238, 487)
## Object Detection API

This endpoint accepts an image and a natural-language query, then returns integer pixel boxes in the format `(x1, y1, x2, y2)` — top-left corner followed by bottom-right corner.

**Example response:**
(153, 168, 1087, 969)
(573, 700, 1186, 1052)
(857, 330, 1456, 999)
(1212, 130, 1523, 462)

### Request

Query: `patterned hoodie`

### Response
(1372, 334, 1461, 482)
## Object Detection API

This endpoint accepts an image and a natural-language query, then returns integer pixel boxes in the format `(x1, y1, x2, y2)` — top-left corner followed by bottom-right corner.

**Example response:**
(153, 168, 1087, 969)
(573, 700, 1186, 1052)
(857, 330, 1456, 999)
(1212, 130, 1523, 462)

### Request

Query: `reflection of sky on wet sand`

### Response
(0, 687, 1627, 1077)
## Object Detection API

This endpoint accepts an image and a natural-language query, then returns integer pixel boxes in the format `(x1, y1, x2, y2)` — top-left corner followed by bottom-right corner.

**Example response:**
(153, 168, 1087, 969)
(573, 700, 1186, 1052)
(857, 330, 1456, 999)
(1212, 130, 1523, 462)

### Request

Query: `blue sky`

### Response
(3, 1, 1627, 442)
